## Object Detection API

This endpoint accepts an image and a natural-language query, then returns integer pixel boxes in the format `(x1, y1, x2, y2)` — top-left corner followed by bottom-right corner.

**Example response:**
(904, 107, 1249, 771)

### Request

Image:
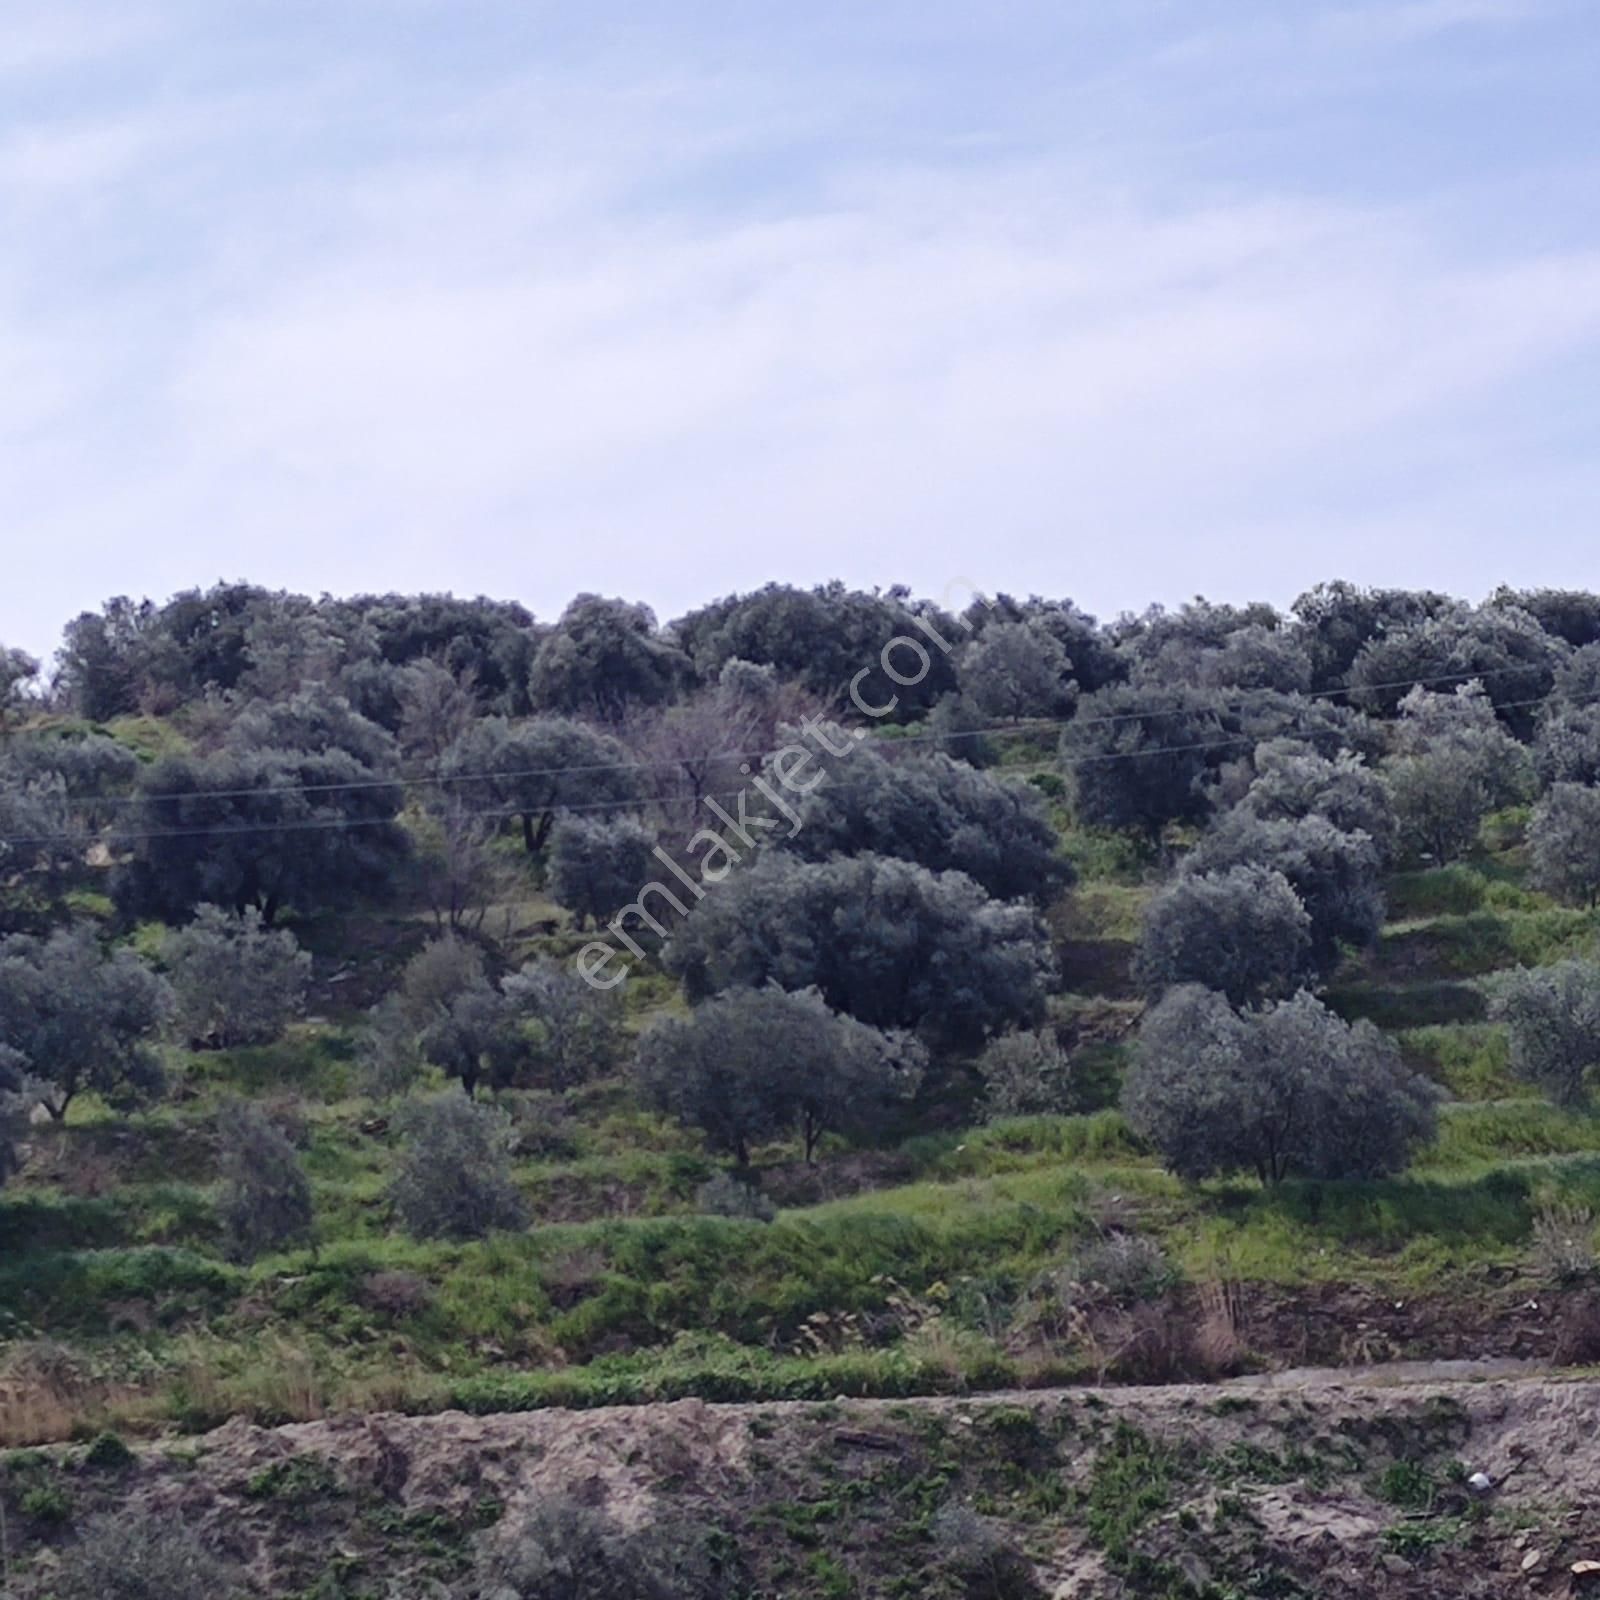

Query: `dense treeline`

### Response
(5, 577, 1600, 1207)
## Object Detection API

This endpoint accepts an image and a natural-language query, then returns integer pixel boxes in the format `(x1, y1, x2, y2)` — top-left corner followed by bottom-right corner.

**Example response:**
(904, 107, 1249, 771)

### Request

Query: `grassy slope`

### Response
(3, 751, 1600, 1446)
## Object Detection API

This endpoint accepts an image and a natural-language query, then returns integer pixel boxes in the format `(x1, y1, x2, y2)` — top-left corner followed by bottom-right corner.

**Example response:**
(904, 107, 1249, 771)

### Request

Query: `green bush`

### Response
(51, 1510, 243, 1599)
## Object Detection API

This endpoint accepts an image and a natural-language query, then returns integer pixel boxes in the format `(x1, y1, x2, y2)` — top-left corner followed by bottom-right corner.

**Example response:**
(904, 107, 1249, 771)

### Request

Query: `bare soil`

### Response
(11, 1370, 1600, 1597)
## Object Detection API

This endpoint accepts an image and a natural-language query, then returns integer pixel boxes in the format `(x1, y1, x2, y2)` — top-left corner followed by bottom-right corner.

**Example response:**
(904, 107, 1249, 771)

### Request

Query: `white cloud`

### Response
(1, 2, 1598, 659)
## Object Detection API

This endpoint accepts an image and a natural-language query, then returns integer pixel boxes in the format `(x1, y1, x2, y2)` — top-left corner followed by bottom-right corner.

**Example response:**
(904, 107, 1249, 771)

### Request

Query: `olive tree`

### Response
(528, 595, 688, 720)
(1123, 986, 1436, 1183)
(548, 815, 655, 928)
(1185, 812, 1385, 972)
(0, 1046, 40, 1186)
(0, 645, 39, 728)
(1534, 702, 1600, 789)
(1237, 740, 1395, 859)
(1060, 684, 1228, 839)
(978, 1029, 1077, 1119)
(503, 957, 625, 1089)
(215, 1100, 314, 1261)
(390, 1092, 528, 1239)
(1348, 603, 1562, 736)
(1133, 866, 1314, 1006)
(418, 981, 526, 1098)
(664, 853, 1055, 1050)
(395, 935, 489, 1022)
(635, 986, 924, 1163)
(0, 774, 76, 932)
(1385, 684, 1532, 864)
(114, 746, 409, 924)
(0, 925, 172, 1119)
(780, 742, 1071, 904)
(956, 620, 1076, 722)
(1529, 784, 1600, 908)
(440, 715, 644, 853)
(1489, 961, 1600, 1107)
(164, 906, 311, 1049)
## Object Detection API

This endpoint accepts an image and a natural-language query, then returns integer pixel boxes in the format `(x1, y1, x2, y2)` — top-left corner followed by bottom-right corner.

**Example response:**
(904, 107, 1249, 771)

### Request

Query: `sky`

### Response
(2, 0, 1599, 662)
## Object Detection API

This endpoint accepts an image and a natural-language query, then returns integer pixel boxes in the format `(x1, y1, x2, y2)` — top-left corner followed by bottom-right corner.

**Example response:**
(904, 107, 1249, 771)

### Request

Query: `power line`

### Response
(0, 661, 1559, 813)
(0, 682, 1588, 854)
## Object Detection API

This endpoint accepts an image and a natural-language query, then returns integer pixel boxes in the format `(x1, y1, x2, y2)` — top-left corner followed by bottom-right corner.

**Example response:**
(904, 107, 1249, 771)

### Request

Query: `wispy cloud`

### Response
(0, 1, 1597, 657)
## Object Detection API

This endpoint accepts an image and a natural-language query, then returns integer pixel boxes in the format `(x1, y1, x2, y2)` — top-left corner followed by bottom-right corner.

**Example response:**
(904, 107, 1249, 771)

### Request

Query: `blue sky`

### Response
(3, 0, 1598, 661)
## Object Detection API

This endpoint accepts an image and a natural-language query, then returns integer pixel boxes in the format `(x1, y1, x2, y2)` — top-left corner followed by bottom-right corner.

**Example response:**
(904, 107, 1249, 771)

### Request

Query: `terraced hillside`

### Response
(7, 582, 1600, 1599)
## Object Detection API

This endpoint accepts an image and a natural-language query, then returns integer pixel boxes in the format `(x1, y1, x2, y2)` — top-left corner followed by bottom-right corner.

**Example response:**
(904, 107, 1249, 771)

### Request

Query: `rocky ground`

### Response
(9, 1368, 1600, 1597)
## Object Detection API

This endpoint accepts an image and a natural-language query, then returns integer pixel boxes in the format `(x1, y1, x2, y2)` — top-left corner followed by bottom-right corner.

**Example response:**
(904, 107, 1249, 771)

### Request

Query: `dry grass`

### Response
(1192, 1278, 1245, 1378)
(0, 1342, 136, 1447)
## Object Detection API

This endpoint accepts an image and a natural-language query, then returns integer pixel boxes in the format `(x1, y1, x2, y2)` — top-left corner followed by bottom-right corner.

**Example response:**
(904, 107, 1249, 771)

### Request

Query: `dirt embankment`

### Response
(10, 1370, 1600, 1597)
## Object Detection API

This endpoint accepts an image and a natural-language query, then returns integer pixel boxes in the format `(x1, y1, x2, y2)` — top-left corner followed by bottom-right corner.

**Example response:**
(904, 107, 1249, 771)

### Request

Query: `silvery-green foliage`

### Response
(1489, 960, 1600, 1108)
(778, 741, 1070, 905)
(637, 986, 925, 1164)
(957, 620, 1076, 722)
(390, 1092, 527, 1241)
(1534, 701, 1600, 788)
(1133, 866, 1314, 1006)
(1123, 986, 1435, 1183)
(502, 957, 624, 1089)
(165, 905, 311, 1049)
(0, 924, 171, 1120)
(547, 815, 655, 928)
(52, 1512, 243, 1600)
(664, 853, 1053, 1050)
(471, 1496, 726, 1600)
(1385, 683, 1532, 864)
(1529, 783, 1600, 908)
(1185, 811, 1384, 971)
(1238, 739, 1396, 859)
(215, 1098, 313, 1262)
(979, 1029, 1077, 1120)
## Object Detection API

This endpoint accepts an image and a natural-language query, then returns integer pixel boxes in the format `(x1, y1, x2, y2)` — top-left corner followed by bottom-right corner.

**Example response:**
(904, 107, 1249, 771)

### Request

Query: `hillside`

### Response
(5, 581, 1600, 1596)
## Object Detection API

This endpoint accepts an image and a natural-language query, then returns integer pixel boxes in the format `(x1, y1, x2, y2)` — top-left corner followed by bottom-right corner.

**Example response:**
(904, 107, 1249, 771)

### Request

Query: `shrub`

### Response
(547, 815, 656, 929)
(1489, 961, 1600, 1107)
(930, 1504, 1043, 1599)
(469, 1495, 729, 1599)
(1531, 1201, 1597, 1283)
(978, 1030, 1077, 1120)
(51, 1510, 242, 1600)
(390, 1093, 528, 1240)
(357, 993, 424, 1099)
(696, 1171, 777, 1223)
(636, 987, 924, 1164)
(215, 1099, 314, 1262)
(1071, 1234, 1176, 1307)
(503, 958, 625, 1090)
(81, 1430, 136, 1470)
(164, 905, 310, 1049)
(1552, 1292, 1600, 1365)
(362, 1269, 437, 1319)
(1123, 986, 1437, 1183)
(396, 934, 489, 1023)
(1529, 784, 1600, 908)
(1132, 866, 1314, 1006)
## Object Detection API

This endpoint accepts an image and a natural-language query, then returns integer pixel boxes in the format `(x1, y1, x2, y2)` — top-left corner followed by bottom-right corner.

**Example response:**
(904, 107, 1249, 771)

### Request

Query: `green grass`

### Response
(1398, 1023, 1517, 1099)
(8, 791, 1600, 1436)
